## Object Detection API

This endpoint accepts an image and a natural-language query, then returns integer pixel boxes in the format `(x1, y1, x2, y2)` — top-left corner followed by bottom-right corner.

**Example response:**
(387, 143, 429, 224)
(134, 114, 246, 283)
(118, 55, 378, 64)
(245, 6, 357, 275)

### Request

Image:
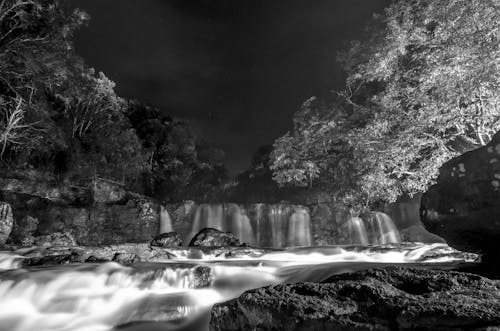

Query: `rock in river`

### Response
(150, 232, 183, 248)
(210, 267, 500, 331)
(189, 228, 241, 247)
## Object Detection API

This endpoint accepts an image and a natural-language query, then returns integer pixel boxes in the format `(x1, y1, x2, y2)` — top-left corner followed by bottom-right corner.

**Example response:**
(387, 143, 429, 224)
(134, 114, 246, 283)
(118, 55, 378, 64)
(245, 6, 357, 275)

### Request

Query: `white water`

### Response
(344, 217, 369, 245)
(268, 205, 288, 248)
(180, 203, 406, 248)
(159, 206, 174, 234)
(0, 244, 479, 331)
(227, 205, 255, 245)
(287, 207, 312, 247)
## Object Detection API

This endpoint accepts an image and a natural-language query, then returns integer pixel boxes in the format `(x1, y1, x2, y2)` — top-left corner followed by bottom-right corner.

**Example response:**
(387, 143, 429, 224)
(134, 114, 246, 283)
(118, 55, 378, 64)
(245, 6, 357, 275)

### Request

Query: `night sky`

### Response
(67, 0, 390, 174)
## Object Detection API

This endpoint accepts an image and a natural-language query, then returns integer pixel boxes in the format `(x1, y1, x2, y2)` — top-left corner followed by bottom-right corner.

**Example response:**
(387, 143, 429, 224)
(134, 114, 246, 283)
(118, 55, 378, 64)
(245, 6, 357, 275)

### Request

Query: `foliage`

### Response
(271, 0, 500, 210)
(0, 0, 225, 201)
(127, 101, 227, 201)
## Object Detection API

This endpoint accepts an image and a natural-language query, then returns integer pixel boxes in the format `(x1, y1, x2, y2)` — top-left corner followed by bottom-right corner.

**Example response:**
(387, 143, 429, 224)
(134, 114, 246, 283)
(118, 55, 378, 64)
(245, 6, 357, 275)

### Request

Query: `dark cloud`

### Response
(68, 0, 390, 173)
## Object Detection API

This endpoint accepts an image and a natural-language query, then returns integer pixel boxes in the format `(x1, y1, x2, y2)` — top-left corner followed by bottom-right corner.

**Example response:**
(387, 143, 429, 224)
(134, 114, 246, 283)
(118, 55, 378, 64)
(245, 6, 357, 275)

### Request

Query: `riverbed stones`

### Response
(0, 202, 13, 246)
(150, 232, 183, 247)
(210, 267, 500, 331)
(188, 228, 241, 247)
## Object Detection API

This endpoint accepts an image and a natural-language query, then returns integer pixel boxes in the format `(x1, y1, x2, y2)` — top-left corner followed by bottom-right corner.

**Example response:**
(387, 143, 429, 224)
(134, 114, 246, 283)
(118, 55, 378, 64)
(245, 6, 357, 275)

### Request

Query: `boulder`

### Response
(210, 267, 500, 331)
(189, 228, 241, 247)
(0, 202, 13, 245)
(150, 232, 183, 248)
(421, 132, 500, 270)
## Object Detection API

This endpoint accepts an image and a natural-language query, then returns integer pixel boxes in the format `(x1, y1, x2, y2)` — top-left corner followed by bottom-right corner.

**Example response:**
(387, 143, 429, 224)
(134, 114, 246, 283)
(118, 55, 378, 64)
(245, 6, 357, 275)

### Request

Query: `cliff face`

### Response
(0, 177, 160, 246)
(421, 131, 500, 274)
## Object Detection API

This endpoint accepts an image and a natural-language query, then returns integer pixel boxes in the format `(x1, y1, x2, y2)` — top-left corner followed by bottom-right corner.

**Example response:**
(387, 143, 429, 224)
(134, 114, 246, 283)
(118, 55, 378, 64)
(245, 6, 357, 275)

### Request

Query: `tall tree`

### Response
(0, 0, 147, 181)
(271, 0, 500, 210)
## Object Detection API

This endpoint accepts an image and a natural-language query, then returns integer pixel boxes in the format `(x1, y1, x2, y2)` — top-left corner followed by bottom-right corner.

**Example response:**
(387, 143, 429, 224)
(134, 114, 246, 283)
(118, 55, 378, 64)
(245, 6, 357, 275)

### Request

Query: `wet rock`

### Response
(9, 215, 38, 246)
(399, 225, 445, 243)
(10, 243, 176, 266)
(0, 202, 13, 246)
(189, 228, 240, 247)
(150, 232, 183, 248)
(34, 231, 77, 246)
(113, 252, 140, 264)
(84, 255, 109, 263)
(22, 246, 83, 266)
(210, 267, 500, 331)
(421, 132, 500, 273)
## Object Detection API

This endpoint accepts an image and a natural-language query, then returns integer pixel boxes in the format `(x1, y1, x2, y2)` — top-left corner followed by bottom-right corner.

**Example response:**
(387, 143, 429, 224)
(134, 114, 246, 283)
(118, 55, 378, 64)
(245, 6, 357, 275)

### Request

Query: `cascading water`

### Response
(159, 206, 173, 234)
(188, 204, 225, 242)
(227, 204, 255, 245)
(180, 203, 407, 248)
(253, 203, 265, 246)
(339, 212, 401, 246)
(0, 252, 24, 271)
(268, 205, 289, 248)
(287, 207, 312, 247)
(366, 212, 401, 244)
(343, 216, 369, 245)
(0, 244, 479, 331)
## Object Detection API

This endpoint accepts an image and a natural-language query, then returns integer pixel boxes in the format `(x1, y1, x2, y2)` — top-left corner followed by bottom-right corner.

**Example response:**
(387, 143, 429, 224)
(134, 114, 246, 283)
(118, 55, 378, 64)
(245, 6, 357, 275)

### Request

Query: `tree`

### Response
(271, 0, 500, 211)
(0, 0, 88, 164)
(0, 0, 147, 182)
(127, 101, 227, 200)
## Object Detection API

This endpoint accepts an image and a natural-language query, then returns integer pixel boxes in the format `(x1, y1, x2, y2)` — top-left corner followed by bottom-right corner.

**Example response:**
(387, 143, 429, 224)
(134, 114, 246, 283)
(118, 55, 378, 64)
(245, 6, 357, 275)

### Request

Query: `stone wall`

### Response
(0, 178, 160, 246)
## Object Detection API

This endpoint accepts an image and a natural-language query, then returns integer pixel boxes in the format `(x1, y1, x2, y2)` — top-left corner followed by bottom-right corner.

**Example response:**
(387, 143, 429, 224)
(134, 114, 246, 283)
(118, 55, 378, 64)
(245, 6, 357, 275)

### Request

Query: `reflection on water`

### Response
(0, 244, 479, 331)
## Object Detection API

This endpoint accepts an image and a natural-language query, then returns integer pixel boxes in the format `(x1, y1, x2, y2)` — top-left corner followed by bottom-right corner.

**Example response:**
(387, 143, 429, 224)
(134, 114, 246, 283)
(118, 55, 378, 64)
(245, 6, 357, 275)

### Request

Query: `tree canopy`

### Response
(0, 0, 227, 201)
(271, 0, 500, 210)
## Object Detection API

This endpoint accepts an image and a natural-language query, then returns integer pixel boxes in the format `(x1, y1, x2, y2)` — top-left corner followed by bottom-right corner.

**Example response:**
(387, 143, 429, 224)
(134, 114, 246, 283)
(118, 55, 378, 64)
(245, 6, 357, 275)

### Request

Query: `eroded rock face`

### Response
(0, 202, 13, 246)
(421, 132, 500, 265)
(34, 232, 77, 247)
(150, 232, 183, 248)
(189, 228, 241, 247)
(210, 267, 500, 331)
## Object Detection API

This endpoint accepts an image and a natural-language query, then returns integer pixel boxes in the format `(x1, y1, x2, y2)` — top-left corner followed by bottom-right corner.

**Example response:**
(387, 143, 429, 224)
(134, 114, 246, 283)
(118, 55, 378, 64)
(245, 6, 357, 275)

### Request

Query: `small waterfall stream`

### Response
(159, 206, 173, 234)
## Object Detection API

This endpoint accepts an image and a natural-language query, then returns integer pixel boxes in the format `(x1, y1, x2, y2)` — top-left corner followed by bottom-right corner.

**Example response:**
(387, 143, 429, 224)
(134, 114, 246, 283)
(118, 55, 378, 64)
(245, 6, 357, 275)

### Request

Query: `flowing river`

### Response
(0, 243, 478, 331)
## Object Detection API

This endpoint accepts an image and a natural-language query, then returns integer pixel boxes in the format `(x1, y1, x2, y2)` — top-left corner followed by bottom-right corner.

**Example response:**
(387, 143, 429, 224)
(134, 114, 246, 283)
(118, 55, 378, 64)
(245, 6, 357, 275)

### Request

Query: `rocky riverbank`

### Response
(422, 132, 500, 276)
(210, 267, 500, 331)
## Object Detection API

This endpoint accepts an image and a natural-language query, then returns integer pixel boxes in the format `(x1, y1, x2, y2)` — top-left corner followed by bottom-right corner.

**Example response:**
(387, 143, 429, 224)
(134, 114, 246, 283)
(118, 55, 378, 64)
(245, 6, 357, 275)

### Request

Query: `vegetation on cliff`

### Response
(0, 0, 227, 201)
(270, 0, 500, 210)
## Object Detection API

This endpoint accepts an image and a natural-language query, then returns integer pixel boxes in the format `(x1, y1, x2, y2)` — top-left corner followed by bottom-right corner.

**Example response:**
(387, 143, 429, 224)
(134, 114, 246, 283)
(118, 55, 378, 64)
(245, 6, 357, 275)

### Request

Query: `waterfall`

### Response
(344, 217, 369, 245)
(227, 204, 255, 245)
(159, 206, 174, 234)
(182, 203, 400, 248)
(369, 212, 401, 244)
(341, 213, 400, 245)
(268, 205, 288, 248)
(188, 204, 226, 242)
(287, 207, 312, 247)
(254, 203, 265, 246)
